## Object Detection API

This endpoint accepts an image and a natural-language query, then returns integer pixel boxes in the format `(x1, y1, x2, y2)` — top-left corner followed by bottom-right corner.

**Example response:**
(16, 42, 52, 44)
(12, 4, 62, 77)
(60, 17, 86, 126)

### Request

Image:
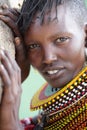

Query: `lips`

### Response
(42, 66, 65, 79)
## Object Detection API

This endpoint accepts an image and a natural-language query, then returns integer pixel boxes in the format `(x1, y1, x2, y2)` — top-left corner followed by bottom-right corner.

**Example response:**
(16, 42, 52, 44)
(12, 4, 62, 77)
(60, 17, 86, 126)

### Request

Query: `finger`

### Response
(10, 8, 20, 16)
(4, 50, 19, 70)
(0, 64, 12, 105)
(0, 14, 15, 27)
(4, 51, 20, 72)
(0, 50, 21, 88)
(0, 4, 9, 10)
(0, 61, 14, 105)
(0, 10, 18, 22)
(0, 64, 11, 87)
(0, 50, 14, 77)
(4, 50, 21, 85)
(0, 15, 20, 36)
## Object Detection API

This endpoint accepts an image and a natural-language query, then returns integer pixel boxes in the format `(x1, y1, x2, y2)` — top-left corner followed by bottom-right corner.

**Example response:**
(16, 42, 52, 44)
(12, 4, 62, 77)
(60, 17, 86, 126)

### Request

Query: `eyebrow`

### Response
(25, 32, 72, 45)
(49, 32, 72, 40)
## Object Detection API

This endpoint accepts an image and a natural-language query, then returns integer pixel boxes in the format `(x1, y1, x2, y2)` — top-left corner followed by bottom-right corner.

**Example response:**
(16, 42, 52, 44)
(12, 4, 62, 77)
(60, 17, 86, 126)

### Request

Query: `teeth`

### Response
(47, 70, 58, 75)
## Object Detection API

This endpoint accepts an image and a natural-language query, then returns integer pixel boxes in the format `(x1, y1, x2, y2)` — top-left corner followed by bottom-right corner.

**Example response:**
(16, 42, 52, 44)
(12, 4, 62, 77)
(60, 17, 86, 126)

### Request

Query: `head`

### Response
(17, 0, 87, 88)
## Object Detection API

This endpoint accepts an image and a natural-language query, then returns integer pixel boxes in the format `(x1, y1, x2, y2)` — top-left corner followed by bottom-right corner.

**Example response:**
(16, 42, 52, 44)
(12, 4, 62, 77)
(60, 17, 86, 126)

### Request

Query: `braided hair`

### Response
(17, 0, 87, 35)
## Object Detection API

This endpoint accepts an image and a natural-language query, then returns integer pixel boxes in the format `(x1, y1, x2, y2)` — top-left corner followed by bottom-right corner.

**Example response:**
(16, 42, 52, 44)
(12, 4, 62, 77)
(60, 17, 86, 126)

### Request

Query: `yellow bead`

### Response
(48, 101, 51, 105)
(70, 86, 74, 89)
(83, 73, 86, 77)
(74, 82, 77, 86)
(78, 78, 82, 82)
(56, 96, 59, 99)
(65, 90, 68, 93)
(52, 99, 55, 102)
(40, 106, 43, 109)
(44, 104, 47, 107)
(85, 103, 87, 109)
(61, 93, 64, 97)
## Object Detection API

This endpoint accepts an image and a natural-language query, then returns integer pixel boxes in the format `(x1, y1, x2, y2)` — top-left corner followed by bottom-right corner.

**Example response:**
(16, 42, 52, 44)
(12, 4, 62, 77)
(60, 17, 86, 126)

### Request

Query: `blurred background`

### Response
(9, 0, 23, 8)
(19, 67, 45, 119)
(4, 0, 87, 119)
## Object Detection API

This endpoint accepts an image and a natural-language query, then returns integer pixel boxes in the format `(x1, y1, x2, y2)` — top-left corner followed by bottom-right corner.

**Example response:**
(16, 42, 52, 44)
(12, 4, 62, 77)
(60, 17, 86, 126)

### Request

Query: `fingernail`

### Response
(1, 4, 8, 9)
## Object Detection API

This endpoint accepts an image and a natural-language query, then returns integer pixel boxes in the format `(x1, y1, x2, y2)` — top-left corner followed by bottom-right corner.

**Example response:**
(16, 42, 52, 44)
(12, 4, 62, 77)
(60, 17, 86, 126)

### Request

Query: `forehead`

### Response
(25, 4, 81, 38)
(31, 4, 66, 26)
(25, 4, 79, 30)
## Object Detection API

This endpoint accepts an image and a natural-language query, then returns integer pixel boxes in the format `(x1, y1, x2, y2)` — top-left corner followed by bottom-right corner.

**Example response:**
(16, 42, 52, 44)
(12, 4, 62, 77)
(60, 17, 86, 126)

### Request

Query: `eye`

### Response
(26, 43, 40, 50)
(55, 37, 71, 44)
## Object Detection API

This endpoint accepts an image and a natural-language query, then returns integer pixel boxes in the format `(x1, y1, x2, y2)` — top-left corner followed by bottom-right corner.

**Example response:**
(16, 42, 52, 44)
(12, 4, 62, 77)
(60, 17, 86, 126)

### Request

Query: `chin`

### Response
(47, 76, 73, 89)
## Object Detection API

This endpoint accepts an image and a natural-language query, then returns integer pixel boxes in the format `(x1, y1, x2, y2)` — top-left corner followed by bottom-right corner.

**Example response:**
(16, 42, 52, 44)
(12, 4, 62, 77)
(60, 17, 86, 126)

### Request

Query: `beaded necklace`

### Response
(30, 66, 87, 129)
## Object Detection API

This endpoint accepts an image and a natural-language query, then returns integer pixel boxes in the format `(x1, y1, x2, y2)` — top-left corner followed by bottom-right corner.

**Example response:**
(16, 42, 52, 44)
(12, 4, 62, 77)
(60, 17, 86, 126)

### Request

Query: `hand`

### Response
(0, 4, 21, 37)
(0, 49, 23, 130)
(0, 5, 30, 81)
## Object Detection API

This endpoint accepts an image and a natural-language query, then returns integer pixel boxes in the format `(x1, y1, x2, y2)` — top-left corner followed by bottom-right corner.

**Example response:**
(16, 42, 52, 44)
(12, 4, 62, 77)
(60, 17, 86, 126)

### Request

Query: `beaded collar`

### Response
(30, 66, 87, 111)
(30, 66, 87, 129)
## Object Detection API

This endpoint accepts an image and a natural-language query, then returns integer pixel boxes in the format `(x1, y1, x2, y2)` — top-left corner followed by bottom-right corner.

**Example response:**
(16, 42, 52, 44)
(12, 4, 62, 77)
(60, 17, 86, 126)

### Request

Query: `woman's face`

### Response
(24, 5, 86, 88)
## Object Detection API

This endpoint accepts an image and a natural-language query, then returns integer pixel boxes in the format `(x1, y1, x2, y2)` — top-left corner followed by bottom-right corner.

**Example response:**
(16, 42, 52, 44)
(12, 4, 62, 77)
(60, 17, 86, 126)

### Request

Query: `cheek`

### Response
(27, 51, 42, 68)
(64, 40, 85, 61)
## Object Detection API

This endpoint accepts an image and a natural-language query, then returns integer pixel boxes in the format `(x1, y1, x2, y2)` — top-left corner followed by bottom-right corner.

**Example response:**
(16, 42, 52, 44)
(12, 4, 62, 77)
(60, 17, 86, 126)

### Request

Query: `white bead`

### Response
(59, 98, 62, 101)
(78, 92, 81, 95)
(78, 85, 82, 89)
(66, 97, 69, 100)
(71, 93, 74, 96)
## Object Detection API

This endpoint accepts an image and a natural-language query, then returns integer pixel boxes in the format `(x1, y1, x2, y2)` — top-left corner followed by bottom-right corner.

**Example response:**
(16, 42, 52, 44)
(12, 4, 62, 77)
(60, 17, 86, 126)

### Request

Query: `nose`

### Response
(42, 46, 57, 65)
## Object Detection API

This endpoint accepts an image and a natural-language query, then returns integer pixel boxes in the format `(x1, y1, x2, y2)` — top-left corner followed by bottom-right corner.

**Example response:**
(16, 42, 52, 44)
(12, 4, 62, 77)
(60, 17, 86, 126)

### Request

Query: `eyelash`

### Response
(55, 37, 71, 44)
(27, 43, 40, 50)
(26, 37, 71, 51)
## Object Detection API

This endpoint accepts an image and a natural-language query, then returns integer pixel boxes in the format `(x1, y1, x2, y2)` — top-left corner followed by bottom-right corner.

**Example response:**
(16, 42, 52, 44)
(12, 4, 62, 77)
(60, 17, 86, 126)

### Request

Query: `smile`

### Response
(43, 67, 65, 80)
(47, 70, 59, 75)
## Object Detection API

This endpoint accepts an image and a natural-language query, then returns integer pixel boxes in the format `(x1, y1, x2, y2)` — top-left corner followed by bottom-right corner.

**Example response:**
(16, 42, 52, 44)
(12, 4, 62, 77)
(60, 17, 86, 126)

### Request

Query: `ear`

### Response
(84, 23, 87, 47)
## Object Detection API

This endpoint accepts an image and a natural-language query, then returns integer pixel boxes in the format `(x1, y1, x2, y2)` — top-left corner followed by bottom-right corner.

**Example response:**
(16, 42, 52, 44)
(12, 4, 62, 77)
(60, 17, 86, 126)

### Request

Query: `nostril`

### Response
(43, 56, 57, 65)
(42, 58, 57, 66)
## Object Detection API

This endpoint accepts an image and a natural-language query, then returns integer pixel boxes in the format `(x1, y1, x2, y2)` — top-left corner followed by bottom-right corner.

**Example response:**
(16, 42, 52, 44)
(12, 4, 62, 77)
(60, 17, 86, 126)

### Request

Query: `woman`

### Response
(0, 0, 87, 129)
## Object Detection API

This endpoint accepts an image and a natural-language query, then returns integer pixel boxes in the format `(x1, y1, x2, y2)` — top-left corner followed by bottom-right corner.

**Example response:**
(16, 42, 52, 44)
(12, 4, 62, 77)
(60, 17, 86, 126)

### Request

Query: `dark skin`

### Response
(24, 5, 86, 88)
(0, 4, 87, 130)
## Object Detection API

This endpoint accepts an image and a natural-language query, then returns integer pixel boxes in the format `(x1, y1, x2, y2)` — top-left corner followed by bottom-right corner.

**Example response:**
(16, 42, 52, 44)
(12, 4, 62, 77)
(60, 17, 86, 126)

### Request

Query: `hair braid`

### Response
(17, 0, 87, 35)
(17, 0, 63, 34)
